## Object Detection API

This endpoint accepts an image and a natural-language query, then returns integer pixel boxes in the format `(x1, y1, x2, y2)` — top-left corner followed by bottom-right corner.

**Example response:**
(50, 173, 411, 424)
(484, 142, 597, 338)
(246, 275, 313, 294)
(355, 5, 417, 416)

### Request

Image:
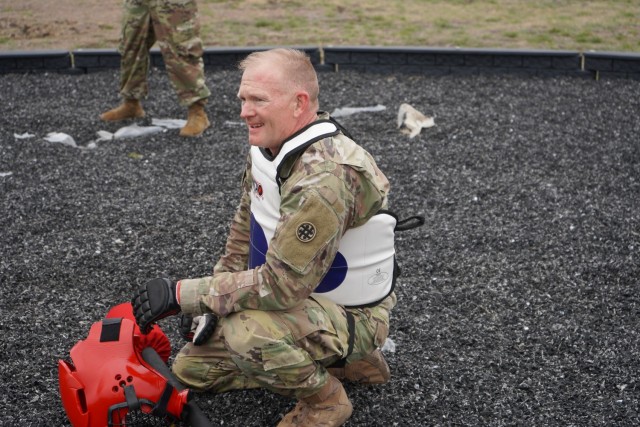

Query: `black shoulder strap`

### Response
(275, 119, 342, 187)
(327, 115, 354, 140)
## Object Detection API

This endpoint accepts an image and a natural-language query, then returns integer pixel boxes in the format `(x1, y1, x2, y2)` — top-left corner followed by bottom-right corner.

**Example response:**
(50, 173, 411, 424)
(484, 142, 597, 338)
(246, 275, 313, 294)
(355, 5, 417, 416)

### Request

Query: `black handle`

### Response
(141, 347, 214, 427)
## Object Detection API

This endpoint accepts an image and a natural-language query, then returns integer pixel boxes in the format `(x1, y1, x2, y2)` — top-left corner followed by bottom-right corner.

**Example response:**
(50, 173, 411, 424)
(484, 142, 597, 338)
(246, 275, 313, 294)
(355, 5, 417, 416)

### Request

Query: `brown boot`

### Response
(180, 100, 210, 137)
(278, 376, 353, 427)
(100, 99, 145, 121)
(327, 349, 390, 385)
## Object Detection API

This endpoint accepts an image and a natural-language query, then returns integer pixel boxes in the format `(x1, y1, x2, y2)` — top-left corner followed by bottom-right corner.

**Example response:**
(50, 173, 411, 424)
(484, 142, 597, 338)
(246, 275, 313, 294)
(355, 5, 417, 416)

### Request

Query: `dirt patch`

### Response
(0, 0, 121, 50)
(0, 0, 295, 50)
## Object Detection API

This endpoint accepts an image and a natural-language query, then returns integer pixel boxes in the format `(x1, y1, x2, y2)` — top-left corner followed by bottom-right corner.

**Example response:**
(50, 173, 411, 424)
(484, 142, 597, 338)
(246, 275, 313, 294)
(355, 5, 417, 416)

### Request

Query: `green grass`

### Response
(2, 0, 640, 52)
(194, 0, 640, 52)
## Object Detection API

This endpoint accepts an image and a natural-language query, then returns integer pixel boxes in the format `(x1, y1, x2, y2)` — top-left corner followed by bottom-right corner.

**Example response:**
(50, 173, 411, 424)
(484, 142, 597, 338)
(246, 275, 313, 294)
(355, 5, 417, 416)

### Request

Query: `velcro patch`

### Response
(275, 192, 340, 274)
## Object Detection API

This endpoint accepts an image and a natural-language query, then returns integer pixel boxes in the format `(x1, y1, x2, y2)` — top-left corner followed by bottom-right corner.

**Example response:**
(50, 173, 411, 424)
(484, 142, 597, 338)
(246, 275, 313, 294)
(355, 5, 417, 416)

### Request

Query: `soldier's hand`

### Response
(132, 278, 180, 333)
(178, 313, 217, 346)
(179, 313, 195, 342)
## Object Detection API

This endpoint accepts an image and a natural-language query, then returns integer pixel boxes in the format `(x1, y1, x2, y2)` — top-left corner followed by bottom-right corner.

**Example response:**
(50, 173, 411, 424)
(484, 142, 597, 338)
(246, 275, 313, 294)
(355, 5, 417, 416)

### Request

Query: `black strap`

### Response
(345, 310, 356, 358)
(376, 209, 425, 232)
(123, 385, 141, 412)
(328, 115, 354, 140)
(395, 215, 425, 231)
(275, 119, 341, 188)
(328, 310, 357, 369)
(152, 383, 175, 418)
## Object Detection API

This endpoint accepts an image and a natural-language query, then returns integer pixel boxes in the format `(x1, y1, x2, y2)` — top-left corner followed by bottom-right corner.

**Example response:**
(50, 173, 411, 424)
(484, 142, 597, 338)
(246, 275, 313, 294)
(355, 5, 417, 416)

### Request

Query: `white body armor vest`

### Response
(248, 121, 397, 307)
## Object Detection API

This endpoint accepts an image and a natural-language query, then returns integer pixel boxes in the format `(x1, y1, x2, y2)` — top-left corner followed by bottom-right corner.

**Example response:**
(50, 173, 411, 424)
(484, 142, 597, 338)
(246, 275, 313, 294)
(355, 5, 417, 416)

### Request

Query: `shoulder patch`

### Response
(274, 192, 340, 274)
(296, 222, 317, 242)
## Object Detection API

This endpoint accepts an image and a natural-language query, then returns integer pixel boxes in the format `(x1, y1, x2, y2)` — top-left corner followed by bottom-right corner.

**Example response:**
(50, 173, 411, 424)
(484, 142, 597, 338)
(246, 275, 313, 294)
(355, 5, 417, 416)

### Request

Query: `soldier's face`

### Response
(238, 63, 299, 156)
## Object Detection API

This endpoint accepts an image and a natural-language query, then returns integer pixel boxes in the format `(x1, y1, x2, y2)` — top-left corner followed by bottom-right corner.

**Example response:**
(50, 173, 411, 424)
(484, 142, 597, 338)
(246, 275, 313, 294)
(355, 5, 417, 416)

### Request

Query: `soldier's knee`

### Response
(172, 350, 206, 390)
(222, 310, 289, 356)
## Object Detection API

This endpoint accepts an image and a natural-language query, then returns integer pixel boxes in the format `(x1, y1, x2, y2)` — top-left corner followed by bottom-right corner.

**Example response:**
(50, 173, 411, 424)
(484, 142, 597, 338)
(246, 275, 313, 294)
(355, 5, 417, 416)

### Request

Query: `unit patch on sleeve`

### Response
(274, 191, 340, 274)
(296, 222, 317, 242)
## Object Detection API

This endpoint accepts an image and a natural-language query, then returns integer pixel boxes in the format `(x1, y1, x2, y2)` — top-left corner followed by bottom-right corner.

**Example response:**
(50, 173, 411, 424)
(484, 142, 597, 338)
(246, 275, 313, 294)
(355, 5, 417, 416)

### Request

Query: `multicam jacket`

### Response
(179, 112, 393, 316)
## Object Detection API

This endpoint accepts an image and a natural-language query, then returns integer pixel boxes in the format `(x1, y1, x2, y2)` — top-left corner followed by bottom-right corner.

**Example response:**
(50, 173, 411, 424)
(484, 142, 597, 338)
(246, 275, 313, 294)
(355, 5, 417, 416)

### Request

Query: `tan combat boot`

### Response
(100, 99, 145, 121)
(327, 349, 391, 385)
(180, 100, 210, 137)
(278, 376, 353, 427)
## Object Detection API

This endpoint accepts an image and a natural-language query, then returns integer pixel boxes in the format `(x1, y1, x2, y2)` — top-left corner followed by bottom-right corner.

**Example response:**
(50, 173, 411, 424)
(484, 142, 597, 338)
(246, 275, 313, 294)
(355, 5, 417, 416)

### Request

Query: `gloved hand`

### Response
(132, 278, 180, 333)
(178, 313, 196, 342)
(178, 313, 218, 346)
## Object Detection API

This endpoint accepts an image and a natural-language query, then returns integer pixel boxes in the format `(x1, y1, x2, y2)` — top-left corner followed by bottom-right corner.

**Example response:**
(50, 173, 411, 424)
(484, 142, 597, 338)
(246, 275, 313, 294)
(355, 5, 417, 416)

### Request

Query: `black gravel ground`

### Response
(1, 66, 639, 426)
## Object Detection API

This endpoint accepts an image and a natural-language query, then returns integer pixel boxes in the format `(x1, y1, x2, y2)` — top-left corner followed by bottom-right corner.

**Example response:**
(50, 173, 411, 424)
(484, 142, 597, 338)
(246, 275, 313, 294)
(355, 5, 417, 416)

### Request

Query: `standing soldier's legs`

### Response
(120, 0, 156, 100)
(152, 0, 209, 107)
(152, 0, 211, 136)
(101, 0, 154, 121)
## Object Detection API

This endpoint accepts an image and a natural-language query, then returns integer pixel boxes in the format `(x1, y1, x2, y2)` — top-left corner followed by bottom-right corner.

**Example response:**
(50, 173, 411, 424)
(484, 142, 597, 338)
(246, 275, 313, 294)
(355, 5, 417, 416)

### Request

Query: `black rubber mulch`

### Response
(1, 67, 639, 426)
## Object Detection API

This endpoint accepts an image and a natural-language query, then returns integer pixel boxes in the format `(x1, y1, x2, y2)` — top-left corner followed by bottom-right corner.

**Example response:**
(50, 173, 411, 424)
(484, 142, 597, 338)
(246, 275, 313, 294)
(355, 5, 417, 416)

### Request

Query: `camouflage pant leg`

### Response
(119, 0, 156, 100)
(311, 293, 396, 364)
(151, 0, 210, 106)
(172, 321, 261, 393)
(343, 292, 397, 364)
(172, 294, 396, 399)
(173, 299, 338, 399)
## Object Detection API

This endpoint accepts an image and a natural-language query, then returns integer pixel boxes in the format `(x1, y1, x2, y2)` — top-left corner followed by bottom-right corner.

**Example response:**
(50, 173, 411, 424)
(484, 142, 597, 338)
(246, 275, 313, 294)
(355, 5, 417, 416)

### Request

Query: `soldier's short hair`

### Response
(239, 48, 319, 104)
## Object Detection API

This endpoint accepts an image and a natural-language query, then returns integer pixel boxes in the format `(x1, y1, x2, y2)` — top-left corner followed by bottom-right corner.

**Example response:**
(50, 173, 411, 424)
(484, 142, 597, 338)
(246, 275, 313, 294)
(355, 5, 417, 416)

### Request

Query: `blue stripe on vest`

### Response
(249, 213, 348, 293)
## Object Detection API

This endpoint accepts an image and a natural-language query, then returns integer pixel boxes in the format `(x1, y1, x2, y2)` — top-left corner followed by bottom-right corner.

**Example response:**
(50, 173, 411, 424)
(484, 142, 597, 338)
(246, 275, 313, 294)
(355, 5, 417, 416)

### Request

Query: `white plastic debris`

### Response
(41, 117, 191, 149)
(95, 119, 186, 142)
(95, 130, 114, 142)
(14, 132, 36, 139)
(151, 118, 187, 129)
(44, 132, 77, 147)
(397, 103, 435, 138)
(330, 104, 386, 118)
(224, 120, 246, 127)
(0, 172, 13, 177)
(382, 337, 396, 353)
(113, 124, 165, 139)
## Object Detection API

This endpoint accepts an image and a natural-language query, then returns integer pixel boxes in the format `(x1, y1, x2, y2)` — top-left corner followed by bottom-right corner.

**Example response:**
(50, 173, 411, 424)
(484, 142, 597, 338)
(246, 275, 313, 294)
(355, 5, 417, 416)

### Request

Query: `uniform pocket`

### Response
(261, 341, 307, 372)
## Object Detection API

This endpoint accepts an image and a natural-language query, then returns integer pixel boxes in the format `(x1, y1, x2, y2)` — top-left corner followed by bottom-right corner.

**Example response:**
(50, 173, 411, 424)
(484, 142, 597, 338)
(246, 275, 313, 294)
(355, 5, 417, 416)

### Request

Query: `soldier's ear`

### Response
(293, 91, 310, 116)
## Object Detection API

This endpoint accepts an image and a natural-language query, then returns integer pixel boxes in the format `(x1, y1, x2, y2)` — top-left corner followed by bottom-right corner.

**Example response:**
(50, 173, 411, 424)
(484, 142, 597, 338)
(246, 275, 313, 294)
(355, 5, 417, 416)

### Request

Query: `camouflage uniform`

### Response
(173, 112, 396, 399)
(118, 0, 210, 106)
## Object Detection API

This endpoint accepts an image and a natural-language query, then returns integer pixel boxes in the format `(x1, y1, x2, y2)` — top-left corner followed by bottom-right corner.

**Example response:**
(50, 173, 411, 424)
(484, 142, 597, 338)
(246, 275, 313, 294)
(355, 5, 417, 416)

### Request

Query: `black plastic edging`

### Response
(1, 46, 639, 80)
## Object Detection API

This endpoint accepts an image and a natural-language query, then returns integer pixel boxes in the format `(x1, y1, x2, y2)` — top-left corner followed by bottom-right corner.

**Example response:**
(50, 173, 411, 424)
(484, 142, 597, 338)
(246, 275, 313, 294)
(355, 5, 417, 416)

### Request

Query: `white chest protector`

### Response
(248, 120, 397, 307)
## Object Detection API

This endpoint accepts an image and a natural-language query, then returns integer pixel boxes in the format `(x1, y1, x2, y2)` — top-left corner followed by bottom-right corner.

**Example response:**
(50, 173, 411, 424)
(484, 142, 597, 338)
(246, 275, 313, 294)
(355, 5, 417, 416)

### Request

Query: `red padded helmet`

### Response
(58, 303, 188, 426)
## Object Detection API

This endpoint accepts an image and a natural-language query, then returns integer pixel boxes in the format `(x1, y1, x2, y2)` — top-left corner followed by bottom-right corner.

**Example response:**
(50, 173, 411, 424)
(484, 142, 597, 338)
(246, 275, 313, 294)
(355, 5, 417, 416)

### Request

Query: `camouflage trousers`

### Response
(172, 293, 396, 399)
(118, 0, 210, 107)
